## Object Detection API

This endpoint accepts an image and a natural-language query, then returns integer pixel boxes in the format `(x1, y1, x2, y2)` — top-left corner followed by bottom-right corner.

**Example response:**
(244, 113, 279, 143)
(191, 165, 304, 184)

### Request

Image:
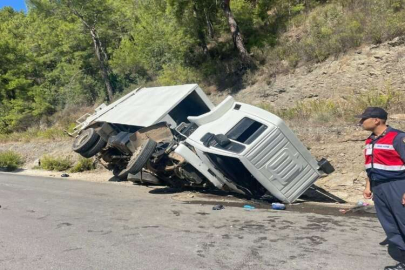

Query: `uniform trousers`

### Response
(372, 179, 405, 252)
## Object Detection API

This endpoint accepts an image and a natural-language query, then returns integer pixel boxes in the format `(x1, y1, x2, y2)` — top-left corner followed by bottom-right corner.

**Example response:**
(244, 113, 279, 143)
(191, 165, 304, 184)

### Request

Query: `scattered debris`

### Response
(271, 203, 286, 210)
(339, 204, 375, 214)
(243, 205, 255, 210)
(61, 173, 69, 177)
(356, 200, 370, 207)
(212, 204, 225, 210)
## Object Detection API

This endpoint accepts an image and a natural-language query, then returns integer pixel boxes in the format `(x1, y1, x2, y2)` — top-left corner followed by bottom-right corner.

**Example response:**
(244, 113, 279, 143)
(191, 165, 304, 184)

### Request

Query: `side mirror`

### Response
(318, 158, 335, 174)
(214, 134, 231, 147)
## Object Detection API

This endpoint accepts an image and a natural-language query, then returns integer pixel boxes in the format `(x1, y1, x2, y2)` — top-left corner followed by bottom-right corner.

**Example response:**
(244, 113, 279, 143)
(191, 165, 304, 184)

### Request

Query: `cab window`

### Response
(226, 117, 267, 144)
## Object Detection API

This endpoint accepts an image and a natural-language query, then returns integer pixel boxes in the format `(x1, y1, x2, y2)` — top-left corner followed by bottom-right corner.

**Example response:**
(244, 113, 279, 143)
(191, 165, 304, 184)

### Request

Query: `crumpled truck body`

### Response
(180, 96, 330, 203)
(72, 84, 333, 203)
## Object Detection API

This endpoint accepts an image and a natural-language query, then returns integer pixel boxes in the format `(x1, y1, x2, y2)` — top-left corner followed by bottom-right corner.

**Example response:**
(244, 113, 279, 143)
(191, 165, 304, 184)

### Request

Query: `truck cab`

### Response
(176, 96, 331, 203)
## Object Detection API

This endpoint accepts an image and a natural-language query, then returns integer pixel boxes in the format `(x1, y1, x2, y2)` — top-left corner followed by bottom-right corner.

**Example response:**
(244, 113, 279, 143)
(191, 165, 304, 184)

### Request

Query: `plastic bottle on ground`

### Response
(271, 203, 286, 210)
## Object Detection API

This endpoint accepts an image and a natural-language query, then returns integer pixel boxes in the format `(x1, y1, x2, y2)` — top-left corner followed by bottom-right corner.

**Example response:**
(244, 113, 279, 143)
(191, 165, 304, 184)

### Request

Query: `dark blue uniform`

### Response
(369, 128, 405, 252)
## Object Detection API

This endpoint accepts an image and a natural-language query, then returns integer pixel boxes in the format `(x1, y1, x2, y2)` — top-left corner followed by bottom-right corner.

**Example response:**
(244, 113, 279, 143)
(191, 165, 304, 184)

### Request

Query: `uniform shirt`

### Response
(369, 126, 405, 163)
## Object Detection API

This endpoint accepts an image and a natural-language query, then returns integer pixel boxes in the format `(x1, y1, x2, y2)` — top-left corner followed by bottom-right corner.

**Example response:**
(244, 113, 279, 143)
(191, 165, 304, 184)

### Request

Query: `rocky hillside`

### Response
(211, 37, 405, 108)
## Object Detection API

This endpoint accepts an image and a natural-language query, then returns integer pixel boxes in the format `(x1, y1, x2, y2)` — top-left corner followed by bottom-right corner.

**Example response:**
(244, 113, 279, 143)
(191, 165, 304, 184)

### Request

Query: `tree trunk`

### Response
(221, 0, 251, 64)
(205, 9, 214, 38)
(90, 28, 114, 102)
(66, 3, 114, 101)
(193, 4, 209, 55)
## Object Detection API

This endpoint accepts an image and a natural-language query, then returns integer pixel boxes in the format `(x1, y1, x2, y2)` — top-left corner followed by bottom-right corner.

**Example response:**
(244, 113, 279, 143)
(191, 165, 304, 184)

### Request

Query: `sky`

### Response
(0, 0, 28, 12)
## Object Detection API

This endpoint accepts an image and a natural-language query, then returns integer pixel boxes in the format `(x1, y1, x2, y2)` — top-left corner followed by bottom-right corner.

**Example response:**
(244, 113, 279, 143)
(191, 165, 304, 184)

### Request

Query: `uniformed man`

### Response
(357, 107, 405, 270)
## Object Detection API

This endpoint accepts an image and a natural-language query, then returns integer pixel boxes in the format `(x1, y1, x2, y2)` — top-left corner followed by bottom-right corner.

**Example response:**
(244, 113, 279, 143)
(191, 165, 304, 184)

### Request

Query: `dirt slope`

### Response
(210, 37, 405, 108)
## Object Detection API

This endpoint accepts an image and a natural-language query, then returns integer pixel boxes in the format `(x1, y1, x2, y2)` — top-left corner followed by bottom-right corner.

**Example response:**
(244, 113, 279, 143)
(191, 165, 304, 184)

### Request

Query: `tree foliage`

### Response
(0, 0, 404, 133)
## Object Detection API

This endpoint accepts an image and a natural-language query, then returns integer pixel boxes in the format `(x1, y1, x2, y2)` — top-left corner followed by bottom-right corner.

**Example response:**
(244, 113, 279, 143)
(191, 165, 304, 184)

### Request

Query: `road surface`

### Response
(0, 173, 400, 270)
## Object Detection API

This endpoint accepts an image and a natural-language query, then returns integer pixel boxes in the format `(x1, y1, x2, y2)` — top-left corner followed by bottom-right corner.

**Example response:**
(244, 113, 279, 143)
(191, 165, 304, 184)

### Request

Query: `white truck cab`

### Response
(175, 96, 327, 203)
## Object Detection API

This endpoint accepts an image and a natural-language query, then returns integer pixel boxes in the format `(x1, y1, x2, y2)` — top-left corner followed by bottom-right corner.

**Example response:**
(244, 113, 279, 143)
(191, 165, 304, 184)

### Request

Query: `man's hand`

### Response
(402, 193, 405, 206)
(363, 188, 373, 199)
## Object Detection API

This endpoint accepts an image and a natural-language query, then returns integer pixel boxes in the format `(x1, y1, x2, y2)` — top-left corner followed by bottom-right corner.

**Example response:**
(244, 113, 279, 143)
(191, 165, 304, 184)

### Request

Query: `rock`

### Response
(277, 88, 287, 93)
(388, 36, 405, 47)
(33, 158, 41, 167)
(369, 71, 378, 76)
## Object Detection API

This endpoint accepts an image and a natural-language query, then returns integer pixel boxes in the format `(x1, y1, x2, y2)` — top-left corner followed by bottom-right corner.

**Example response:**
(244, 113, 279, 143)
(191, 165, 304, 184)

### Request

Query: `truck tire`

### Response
(81, 137, 107, 158)
(117, 139, 157, 179)
(72, 128, 99, 154)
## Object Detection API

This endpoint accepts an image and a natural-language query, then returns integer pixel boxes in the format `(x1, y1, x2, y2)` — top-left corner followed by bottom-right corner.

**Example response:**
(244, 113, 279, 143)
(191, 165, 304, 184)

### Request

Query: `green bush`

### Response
(270, 0, 405, 66)
(0, 151, 24, 171)
(157, 64, 202, 86)
(70, 157, 95, 173)
(40, 155, 72, 171)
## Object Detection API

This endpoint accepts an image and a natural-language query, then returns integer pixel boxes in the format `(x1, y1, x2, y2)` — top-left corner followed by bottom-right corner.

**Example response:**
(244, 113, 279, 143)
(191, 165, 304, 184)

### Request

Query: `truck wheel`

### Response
(117, 139, 157, 179)
(81, 137, 107, 158)
(72, 128, 99, 154)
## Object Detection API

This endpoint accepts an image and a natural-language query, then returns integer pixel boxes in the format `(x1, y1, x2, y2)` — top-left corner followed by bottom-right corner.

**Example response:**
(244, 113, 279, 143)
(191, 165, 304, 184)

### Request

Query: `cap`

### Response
(355, 107, 388, 119)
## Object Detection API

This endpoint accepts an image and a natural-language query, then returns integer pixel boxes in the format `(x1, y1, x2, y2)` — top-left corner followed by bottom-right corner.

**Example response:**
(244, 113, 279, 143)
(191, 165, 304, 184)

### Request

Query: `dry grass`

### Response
(260, 86, 405, 123)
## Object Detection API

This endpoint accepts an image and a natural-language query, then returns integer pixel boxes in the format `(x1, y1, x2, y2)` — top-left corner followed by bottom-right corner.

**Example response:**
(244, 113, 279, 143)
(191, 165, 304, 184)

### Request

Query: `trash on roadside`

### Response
(356, 200, 370, 206)
(212, 204, 224, 210)
(271, 202, 286, 210)
(61, 173, 69, 177)
(339, 209, 349, 214)
(243, 205, 255, 210)
(339, 203, 375, 214)
(356, 200, 369, 206)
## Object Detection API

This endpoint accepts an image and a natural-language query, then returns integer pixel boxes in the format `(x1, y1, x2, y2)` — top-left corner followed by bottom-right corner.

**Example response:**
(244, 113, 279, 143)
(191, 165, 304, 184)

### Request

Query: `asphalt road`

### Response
(0, 173, 400, 270)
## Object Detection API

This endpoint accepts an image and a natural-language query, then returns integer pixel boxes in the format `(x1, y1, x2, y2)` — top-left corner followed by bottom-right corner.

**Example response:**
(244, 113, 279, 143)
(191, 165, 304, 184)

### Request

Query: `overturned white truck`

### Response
(71, 84, 334, 203)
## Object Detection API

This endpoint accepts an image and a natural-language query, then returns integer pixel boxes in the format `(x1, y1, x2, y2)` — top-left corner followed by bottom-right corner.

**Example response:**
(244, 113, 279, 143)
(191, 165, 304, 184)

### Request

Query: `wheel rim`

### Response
(77, 131, 90, 145)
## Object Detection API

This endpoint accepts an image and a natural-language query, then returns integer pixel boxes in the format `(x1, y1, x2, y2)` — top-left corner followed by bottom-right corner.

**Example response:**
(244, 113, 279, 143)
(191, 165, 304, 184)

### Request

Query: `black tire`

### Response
(72, 128, 99, 154)
(118, 139, 157, 179)
(81, 137, 107, 158)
